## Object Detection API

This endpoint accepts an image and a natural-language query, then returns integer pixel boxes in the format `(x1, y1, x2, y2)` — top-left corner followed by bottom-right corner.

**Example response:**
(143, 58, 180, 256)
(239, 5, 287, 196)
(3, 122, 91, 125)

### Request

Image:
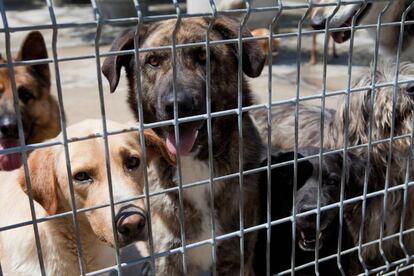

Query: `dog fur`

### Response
(251, 103, 336, 152)
(293, 148, 365, 274)
(0, 120, 171, 275)
(0, 31, 60, 171)
(102, 16, 266, 275)
(254, 149, 362, 275)
(311, 0, 414, 60)
(252, 61, 414, 271)
(251, 28, 279, 58)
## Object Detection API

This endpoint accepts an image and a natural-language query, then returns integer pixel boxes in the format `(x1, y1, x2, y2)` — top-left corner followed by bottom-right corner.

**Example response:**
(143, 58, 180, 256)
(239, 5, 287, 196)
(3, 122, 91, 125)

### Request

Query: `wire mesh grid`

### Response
(0, 0, 413, 275)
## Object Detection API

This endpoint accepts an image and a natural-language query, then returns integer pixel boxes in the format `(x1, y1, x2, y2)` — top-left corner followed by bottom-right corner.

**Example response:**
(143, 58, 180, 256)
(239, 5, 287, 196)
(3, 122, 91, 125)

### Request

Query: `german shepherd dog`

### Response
(311, 0, 414, 60)
(102, 17, 265, 274)
(0, 31, 60, 171)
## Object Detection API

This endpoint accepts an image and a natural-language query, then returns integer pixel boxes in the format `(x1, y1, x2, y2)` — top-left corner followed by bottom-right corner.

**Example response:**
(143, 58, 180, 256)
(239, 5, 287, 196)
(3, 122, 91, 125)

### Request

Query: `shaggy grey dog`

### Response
(252, 61, 414, 272)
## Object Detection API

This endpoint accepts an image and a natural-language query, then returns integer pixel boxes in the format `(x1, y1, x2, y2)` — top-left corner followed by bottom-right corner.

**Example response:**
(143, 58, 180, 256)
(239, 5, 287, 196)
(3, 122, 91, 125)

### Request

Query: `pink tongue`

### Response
(0, 140, 22, 171)
(166, 129, 197, 156)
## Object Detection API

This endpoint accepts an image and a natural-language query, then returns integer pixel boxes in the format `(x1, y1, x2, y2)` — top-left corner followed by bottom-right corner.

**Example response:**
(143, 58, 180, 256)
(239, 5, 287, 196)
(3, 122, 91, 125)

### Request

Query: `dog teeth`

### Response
(300, 231, 306, 240)
(195, 130, 199, 139)
(318, 232, 322, 239)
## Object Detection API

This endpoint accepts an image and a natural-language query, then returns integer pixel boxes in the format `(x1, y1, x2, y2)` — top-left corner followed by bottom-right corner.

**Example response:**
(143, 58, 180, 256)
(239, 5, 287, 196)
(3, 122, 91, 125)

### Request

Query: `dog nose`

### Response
(164, 93, 195, 119)
(0, 115, 18, 139)
(116, 213, 146, 239)
(311, 12, 327, 30)
(406, 82, 414, 95)
(299, 204, 317, 213)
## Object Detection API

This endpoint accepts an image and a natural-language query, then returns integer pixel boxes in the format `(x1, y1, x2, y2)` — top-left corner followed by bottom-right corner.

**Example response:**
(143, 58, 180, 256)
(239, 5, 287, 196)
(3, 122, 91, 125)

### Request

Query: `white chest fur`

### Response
(174, 155, 218, 272)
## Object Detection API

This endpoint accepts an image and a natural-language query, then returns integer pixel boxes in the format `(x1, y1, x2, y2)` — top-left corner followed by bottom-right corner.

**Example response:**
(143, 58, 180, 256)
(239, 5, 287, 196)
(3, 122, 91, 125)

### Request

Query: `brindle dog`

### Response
(0, 31, 60, 171)
(102, 17, 265, 275)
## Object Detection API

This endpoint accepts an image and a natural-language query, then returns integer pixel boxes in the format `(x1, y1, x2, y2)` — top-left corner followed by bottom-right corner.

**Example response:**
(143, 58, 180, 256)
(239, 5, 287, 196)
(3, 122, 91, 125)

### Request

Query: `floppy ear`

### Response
(102, 26, 150, 93)
(17, 31, 50, 87)
(18, 147, 58, 215)
(142, 129, 176, 166)
(211, 16, 266, 78)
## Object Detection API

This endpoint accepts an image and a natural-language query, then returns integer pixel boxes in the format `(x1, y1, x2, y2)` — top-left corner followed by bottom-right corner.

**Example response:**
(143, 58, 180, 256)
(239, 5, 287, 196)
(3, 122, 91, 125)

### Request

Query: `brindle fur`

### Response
(0, 32, 60, 147)
(103, 17, 265, 275)
(252, 61, 414, 272)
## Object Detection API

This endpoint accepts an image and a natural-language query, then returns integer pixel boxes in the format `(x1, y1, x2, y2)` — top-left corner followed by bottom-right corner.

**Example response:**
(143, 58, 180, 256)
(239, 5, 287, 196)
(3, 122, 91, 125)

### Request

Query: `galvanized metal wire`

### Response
(1, 0, 414, 275)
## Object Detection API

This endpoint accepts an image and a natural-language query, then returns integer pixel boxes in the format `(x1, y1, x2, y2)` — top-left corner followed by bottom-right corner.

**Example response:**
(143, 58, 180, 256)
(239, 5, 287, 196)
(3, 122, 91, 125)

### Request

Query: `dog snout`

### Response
(115, 206, 147, 246)
(0, 115, 18, 139)
(163, 92, 195, 119)
(117, 213, 145, 235)
(311, 11, 327, 30)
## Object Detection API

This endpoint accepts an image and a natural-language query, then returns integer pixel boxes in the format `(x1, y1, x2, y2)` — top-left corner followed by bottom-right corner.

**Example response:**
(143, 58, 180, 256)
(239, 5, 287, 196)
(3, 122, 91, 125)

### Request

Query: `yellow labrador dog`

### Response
(0, 119, 174, 275)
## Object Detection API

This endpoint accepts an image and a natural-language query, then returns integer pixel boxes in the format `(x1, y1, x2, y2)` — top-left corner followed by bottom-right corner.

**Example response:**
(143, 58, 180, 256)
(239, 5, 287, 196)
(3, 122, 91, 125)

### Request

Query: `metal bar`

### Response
(335, 1, 369, 274)
(0, 76, 411, 156)
(372, 1, 395, 272)
(131, 0, 157, 274)
(6, 147, 414, 234)
(292, 1, 313, 274)
(3, 18, 414, 68)
(0, 0, 390, 34)
(314, 1, 342, 274)
(170, 1, 188, 274)
(45, 0, 87, 274)
(237, 1, 252, 274)
(379, 0, 413, 273)
(0, 1, 47, 274)
(266, 2, 283, 275)
(5, 174, 414, 272)
(398, 2, 414, 267)
(356, 0, 393, 271)
(89, 1, 123, 274)
(205, 1, 218, 274)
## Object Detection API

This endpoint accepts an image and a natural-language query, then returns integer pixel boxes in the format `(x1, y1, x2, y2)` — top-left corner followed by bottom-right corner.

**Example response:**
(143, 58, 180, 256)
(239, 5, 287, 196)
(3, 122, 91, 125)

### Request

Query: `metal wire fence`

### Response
(0, 0, 414, 275)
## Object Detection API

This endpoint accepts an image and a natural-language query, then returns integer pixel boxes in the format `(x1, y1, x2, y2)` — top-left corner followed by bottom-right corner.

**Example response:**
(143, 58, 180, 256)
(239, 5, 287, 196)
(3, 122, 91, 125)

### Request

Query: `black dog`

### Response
(254, 148, 365, 275)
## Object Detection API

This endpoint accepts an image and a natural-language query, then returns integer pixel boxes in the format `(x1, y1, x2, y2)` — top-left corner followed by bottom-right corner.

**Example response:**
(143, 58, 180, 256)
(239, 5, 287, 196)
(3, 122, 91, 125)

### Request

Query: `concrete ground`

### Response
(0, 2, 378, 275)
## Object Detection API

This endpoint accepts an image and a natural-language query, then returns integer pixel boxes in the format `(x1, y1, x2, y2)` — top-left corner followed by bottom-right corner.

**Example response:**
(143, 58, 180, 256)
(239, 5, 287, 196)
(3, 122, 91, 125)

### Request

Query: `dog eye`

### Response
(197, 50, 206, 63)
(326, 176, 340, 186)
(73, 172, 93, 183)
(17, 86, 34, 103)
(125, 156, 140, 171)
(146, 55, 161, 68)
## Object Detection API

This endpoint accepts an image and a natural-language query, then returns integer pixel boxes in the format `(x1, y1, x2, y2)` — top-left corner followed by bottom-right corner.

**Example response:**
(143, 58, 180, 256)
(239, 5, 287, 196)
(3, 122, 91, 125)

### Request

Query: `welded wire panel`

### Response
(0, 0, 414, 275)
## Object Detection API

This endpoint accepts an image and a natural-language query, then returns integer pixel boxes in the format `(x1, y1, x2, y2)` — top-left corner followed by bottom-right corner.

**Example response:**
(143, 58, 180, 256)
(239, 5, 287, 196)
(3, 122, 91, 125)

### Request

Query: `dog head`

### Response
(291, 148, 365, 252)
(310, 1, 381, 43)
(102, 17, 265, 157)
(18, 120, 174, 248)
(0, 31, 60, 171)
(333, 62, 414, 176)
